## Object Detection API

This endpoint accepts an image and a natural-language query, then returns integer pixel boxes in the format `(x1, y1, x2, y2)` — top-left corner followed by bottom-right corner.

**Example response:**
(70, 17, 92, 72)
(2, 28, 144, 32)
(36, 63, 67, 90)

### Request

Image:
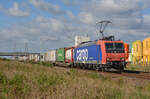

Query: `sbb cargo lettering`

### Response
(76, 49, 88, 61)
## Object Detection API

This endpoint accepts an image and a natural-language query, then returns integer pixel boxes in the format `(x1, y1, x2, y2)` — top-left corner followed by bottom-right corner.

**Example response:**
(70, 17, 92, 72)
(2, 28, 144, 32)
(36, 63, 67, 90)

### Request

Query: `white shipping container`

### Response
(44, 51, 51, 61)
(49, 50, 56, 62)
(29, 54, 33, 61)
(18, 56, 28, 61)
(29, 54, 40, 62)
(66, 49, 72, 60)
(34, 54, 40, 62)
(40, 53, 45, 62)
(44, 50, 56, 62)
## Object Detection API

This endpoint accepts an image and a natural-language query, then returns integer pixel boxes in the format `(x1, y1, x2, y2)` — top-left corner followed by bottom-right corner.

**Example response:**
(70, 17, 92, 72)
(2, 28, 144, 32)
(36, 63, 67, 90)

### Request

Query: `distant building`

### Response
(75, 35, 90, 46)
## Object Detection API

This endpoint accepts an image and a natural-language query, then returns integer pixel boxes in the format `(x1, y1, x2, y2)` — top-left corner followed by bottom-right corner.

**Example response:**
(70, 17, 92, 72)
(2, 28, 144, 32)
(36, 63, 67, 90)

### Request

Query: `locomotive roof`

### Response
(78, 41, 97, 47)
(77, 39, 123, 47)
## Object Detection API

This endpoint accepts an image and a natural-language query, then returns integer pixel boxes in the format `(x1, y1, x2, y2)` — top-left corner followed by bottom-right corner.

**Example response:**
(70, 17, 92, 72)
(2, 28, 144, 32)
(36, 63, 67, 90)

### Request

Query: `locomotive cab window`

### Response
(105, 43, 124, 53)
(115, 43, 124, 50)
(105, 43, 113, 50)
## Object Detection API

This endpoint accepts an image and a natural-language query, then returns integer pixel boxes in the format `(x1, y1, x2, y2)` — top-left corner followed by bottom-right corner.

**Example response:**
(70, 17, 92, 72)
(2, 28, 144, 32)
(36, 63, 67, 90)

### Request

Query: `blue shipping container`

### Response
(74, 45, 102, 63)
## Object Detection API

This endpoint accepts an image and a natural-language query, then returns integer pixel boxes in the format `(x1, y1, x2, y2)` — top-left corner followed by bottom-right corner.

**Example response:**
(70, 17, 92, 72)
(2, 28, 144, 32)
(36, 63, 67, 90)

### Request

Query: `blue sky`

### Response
(0, 0, 80, 27)
(0, 0, 150, 52)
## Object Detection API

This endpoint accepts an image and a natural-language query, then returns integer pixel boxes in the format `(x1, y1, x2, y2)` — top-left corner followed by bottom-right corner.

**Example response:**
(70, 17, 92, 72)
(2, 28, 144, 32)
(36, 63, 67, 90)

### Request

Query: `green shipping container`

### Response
(56, 48, 65, 62)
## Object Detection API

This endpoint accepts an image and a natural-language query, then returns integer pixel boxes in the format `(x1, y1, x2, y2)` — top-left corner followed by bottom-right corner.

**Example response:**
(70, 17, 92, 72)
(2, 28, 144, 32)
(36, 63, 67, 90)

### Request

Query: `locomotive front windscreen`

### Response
(105, 43, 124, 53)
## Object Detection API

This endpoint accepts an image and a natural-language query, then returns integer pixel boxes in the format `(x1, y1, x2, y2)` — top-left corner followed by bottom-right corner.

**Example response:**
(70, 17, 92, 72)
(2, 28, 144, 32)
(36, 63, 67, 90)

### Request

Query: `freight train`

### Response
(40, 38, 128, 72)
(22, 21, 129, 71)
(41, 21, 128, 71)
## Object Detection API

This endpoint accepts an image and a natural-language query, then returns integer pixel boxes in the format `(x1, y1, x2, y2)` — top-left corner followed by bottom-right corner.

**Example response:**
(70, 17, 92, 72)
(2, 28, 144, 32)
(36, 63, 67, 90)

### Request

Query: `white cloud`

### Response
(61, 0, 79, 6)
(66, 11, 75, 19)
(78, 12, 95, 25)
(35, 16, 64, 32)
(30, 0, 65, 15)
(1, 0, 150, 52)
(7, 2, 30, 17)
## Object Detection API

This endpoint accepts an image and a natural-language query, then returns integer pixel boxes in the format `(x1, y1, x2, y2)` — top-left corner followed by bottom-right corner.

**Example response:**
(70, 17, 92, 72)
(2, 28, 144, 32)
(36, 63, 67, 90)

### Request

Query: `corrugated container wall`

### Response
(65, 47, 74, 63)
(56, 48, 65, 62)
(49, 50, 56, 62)
(143, 37, 150, 66)
(132, 40, 143, 65)
(29, 54, 40, 62)
(44, 51, 51, 62)
(40, 53, 45, 62)
(18, 56, 28, 61)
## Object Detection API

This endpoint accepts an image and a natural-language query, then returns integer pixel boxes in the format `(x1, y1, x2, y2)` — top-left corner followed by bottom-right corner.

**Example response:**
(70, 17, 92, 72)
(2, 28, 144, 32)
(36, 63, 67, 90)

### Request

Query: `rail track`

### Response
(55, 65, 150, 80)
(23, 61, 150, 80)
(101, 70, 150, 80)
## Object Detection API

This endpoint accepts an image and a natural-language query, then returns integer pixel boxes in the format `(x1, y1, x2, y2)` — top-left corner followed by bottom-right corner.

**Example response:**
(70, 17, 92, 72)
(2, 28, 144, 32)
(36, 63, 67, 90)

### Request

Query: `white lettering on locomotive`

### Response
(76, 49, 88, 61)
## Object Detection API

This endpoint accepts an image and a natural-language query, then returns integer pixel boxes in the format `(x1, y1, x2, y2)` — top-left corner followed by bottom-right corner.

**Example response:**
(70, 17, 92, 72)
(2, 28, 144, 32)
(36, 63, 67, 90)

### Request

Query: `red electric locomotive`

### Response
(73, 21, 127, 71)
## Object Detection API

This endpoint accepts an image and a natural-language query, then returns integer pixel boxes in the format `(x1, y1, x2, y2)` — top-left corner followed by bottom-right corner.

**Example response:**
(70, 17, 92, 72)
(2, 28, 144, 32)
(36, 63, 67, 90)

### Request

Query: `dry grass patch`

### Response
(0, 60, 150, 99)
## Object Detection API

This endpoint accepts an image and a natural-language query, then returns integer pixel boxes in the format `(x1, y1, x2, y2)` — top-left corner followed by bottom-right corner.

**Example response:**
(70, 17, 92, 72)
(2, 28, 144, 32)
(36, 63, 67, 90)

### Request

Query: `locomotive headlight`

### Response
(107, 58, 110, 61)
(120, 58, 124, 61)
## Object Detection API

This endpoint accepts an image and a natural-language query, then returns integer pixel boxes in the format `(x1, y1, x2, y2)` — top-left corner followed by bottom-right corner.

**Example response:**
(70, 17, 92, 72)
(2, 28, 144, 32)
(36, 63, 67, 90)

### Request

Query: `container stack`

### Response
(132, 40, 143, 65)
(143, 37, 150, 66)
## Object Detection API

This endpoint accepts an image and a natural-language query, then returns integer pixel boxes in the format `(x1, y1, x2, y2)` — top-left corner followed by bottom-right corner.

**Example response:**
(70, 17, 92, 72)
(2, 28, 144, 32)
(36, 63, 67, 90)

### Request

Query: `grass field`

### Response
(126, 64, 150, 72)
(0, 59, 150, 99)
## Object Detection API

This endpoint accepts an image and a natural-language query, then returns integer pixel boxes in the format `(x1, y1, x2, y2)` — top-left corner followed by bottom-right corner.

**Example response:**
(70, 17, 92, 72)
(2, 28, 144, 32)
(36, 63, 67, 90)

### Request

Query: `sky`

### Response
(0, 0, 150, 52)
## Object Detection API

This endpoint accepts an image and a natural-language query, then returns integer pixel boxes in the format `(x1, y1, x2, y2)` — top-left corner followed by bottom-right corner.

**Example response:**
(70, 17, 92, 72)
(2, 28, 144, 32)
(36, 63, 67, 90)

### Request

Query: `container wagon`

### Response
(56, 48, 65, 65)
(29, 53, 40, 62)
(40, 53, 45, 62)
(49, 50, 56, 63)
(44, 51, 51, 62)
(65, 47, 74, 65)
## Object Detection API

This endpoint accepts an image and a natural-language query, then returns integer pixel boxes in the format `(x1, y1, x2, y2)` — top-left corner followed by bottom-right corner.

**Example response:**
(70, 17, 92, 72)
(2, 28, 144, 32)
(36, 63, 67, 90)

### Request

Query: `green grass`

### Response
(126, 64, 150, 72)
(0, 60, 150, 99)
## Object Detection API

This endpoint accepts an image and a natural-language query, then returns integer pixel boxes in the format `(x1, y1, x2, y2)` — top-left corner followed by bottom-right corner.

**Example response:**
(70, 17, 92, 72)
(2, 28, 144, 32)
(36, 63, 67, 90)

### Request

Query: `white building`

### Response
(75, 35, 90, 46)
